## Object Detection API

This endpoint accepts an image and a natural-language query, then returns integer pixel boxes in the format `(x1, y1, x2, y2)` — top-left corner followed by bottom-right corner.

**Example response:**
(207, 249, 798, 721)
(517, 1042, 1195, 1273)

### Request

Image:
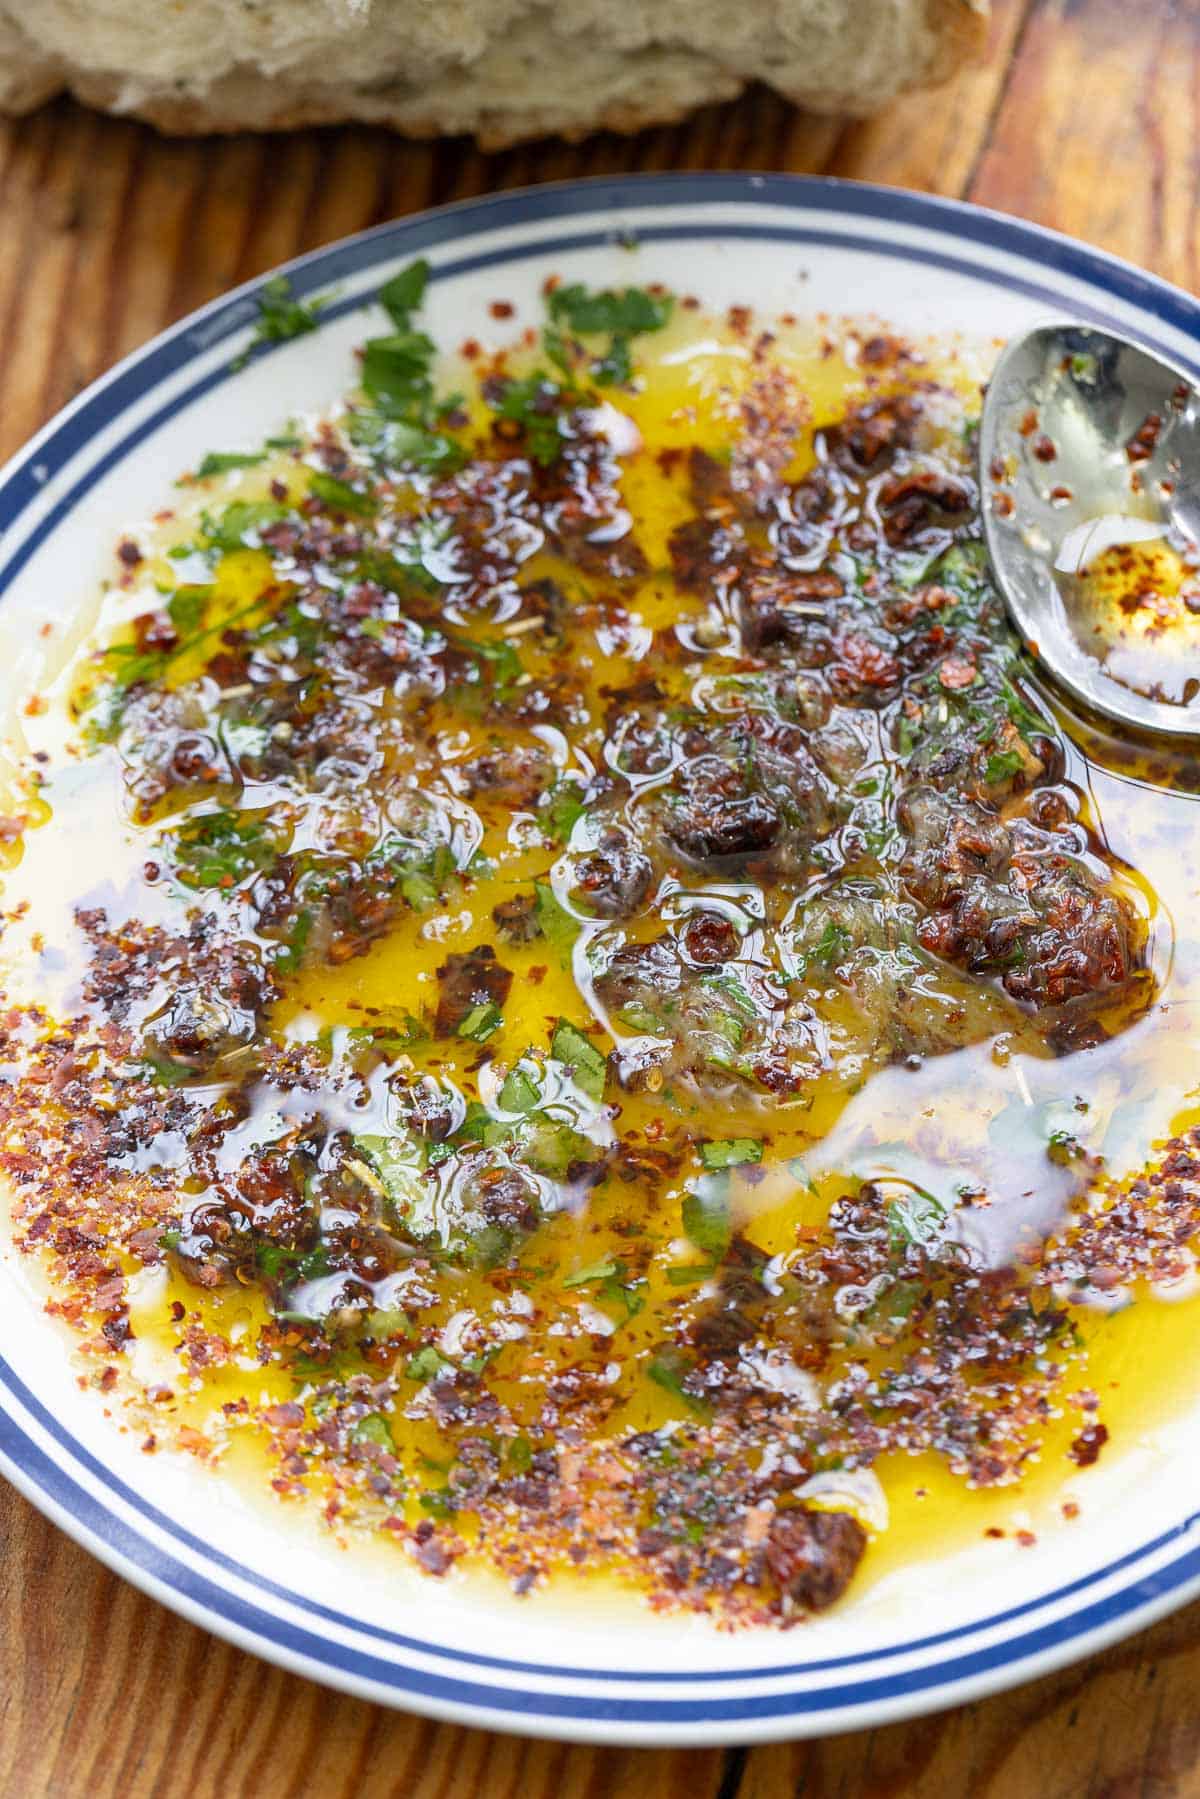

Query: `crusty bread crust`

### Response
(0, 2, 989, 149)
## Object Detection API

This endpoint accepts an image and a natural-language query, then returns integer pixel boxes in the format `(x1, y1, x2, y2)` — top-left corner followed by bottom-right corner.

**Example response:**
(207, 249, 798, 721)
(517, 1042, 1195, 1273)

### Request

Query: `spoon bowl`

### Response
(979, 322, 1200, 738)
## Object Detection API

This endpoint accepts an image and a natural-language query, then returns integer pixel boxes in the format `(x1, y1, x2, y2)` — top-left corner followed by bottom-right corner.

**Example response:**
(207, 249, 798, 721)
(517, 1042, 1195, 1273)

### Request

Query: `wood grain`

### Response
(3, 3, 1200, 1792)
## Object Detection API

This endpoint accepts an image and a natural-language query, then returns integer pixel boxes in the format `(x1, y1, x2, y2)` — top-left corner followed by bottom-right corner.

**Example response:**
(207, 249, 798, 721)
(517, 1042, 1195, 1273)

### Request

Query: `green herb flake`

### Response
(563, 1258, 619, 1290)
(169, 807, 276, 891)
(352, 1133, 427, 1214)
(378, 258, 431, 326)
(681, 1181, 733, 1257)
(550, 1018, 607, 1102)
(665, 1262, 717, 1286)
(540, 780, 587, 845)
(547, 284, 673, 338)
(201, 499, 289, 553)
(195, 450, 267, 478)
(533, 881, 580, 961)
(886, 1187, 948, 1256)
(166, 584, 210, 638)
(361, 330, 436, 421)
(457, 1002, 504, 1043)
(418, 1488, 456, 1519)
(699, 1138, 763, 1172)
(241, 275, 329, 359)
(984, 748, 1023, 784)
(405, 1344, 450, 1382)
(544, 282, 672, 390)
(498, 1062, 541, 1114)
(309, 470, 377, 516)
(647, 1350, 711, 1417)
(493, 374, 566, 466)
(142, 1053, 193, 1089)
(353, 1413, 395, 1448)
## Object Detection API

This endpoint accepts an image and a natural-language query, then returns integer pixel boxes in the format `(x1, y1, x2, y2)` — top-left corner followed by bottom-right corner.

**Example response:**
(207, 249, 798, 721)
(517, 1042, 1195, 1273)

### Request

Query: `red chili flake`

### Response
(542, 274, 562, 296)
(270, 477, 288, 501)
(727, 305, 752, 339)
(264, 1401, 305, 1427)
(1019, 409, 1039, 437)
(460, 339, 481, 361)
(143, 861, 160, 882)
(992, 492, 1015, 519)
(682, 296, 701, 312)
(1127, 412, 1163, 462)
(135, 611, 179, 654)
(101, 1313, 131, 1349)
(1068, 1422, 1109, 1467)
(527, 965, 547, 985)
(0, 815, 25, 844)
(1062, 1501, 1080, 1520)
(1016, 1529, 1037, 1548)
(836, 631, 901, 689)
(860, 334, 903, 367)
(413, 1535, 450, 1575)
(1032, 434, 1056, 462)
(1049, 485, 1074, 503)
(117, 538, 143, 567)
(985, 1526, 1005, 1538)
(489, 300, 515, 320)
(938, 655, 978, 691)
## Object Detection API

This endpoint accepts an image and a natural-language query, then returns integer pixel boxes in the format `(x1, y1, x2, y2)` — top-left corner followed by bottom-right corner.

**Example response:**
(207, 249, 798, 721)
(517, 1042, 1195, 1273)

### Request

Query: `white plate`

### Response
(2, 175, 1200, 1747)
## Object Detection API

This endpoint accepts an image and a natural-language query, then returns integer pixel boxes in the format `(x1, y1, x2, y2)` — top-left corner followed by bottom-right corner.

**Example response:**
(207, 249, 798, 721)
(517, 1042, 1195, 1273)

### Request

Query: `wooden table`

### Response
(2, 2, 1198, 1791)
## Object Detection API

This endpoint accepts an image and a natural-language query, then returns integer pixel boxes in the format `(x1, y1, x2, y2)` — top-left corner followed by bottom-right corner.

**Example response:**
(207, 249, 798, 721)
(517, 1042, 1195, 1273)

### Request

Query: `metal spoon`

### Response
(978, 322, 1200, 738)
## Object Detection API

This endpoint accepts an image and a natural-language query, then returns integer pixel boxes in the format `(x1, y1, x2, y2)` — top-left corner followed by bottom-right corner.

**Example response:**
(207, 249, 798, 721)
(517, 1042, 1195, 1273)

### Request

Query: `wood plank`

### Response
(0, 1487, 729, 1798)
(969, 0, 1200, 290)
(742, 1600, 1200, 1798)
(829, 0, 1033, 194)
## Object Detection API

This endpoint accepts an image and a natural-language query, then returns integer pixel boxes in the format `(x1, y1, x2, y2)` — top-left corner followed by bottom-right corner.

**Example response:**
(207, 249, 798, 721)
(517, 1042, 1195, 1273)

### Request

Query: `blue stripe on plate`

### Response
(3, 1381, 1199, 1725)
(1, 1343, 1199, 1689)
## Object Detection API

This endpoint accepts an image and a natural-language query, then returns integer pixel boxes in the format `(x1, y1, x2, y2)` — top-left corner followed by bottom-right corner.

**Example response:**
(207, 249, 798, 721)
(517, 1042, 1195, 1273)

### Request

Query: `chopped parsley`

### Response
(239, 275, 330, 362)
(699, 1139, 763, 1172)
(544, 281, 673, 390)
(194, 450, 267, 478)
(550, 1019, 607, 1102)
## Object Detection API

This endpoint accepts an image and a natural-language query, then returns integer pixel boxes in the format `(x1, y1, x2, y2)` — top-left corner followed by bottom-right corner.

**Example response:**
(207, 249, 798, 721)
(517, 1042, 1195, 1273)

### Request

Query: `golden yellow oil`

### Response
(4, 312, 1200, 1605)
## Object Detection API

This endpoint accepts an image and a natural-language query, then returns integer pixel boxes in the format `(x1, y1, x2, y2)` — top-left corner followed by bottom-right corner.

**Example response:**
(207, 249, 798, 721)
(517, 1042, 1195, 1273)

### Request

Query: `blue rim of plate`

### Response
(2, 172, 1200, 1744)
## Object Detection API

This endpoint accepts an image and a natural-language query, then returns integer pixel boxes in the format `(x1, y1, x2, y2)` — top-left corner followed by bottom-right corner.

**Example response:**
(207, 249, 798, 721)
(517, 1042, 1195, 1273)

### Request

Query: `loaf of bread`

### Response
(0, 1, 987, 148)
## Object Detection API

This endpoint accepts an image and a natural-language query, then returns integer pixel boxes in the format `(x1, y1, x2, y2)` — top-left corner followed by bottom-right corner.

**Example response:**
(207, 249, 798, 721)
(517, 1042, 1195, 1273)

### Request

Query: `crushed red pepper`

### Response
(0, 273, 1186, 1626)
